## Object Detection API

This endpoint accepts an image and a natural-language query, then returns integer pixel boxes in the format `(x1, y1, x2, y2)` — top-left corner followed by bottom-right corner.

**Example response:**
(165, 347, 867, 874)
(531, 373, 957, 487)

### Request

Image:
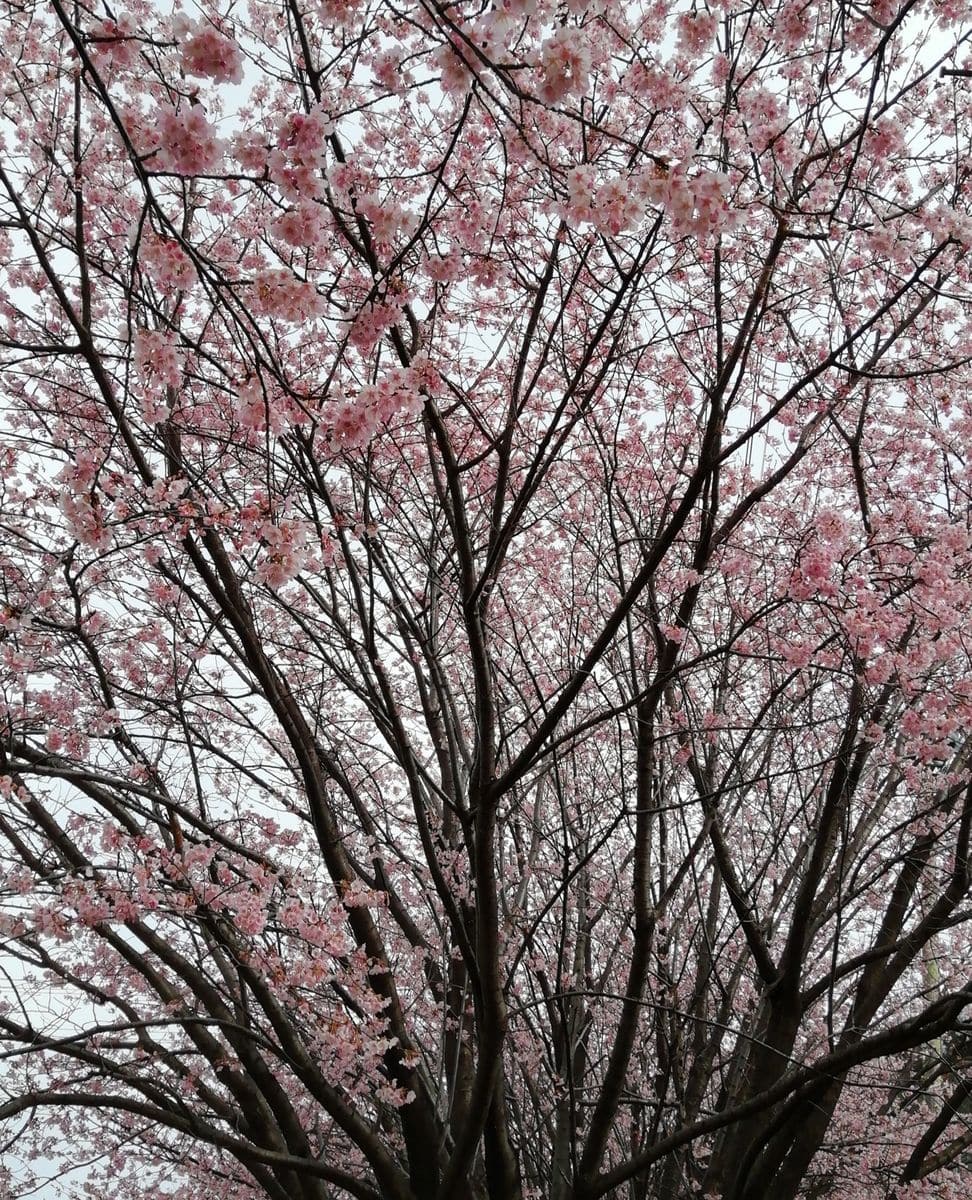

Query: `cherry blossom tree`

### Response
(2, 2, 972, 1198)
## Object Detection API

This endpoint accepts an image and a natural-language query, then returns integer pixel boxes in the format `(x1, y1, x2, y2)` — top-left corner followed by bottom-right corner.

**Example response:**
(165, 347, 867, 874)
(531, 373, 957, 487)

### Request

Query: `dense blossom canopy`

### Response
(1, 2, 972, 1199)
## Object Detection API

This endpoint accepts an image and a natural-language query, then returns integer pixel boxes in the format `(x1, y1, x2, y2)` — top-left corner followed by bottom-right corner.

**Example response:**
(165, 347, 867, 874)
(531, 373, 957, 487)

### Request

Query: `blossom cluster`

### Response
(174, 14, 244, 84)
(328, 365, 424, 450)
(154, 105, 225, 176)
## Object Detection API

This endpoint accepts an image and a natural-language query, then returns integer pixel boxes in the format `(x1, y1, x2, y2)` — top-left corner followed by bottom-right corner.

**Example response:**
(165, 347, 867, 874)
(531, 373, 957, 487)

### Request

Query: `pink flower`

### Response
(349, 299, 401, 353)
(248, 268, 324, 323)
(133, 328, 182, 390)
(329, 397, 379, 450)
(140, 233, 196, 293)
(89, 16, 139, 74)
(327, 365, 421, 450)
(317, 0, 367, 26)
(233, 129, 269, 174)
(269, 108, 330, 201)
(647, 166, 735, 240)
(676, 10, 718, 57)
(538, 28, 591, 104)
(272, 204, 325, 249)
(154, 105, 224, 176)
(563, 163, 596, 226)
(494, 0, 537, 14)
(176, 17, 244, 85)
(433, 39, 475, 95)
(773, 0, 813, 50)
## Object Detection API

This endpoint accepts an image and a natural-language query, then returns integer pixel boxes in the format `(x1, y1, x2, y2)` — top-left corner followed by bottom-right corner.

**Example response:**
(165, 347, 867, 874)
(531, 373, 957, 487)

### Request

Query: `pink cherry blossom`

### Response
(175, 15, 244, 85)
(537, 26, 592, 104)
(154, 104, 224, 175)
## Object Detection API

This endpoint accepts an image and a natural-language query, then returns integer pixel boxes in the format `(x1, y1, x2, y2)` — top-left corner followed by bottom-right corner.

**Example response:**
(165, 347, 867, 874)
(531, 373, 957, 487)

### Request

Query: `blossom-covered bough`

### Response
(1, 2, 972, 1198)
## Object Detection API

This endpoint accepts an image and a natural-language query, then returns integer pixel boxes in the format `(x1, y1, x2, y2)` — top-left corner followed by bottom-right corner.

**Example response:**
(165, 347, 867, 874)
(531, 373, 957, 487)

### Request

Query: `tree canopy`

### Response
(1, 2, 972, 1198)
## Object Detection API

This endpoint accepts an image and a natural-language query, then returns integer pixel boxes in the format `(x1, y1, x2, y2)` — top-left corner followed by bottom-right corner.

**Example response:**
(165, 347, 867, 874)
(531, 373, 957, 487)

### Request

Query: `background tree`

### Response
(2, 1, 972, 1198)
